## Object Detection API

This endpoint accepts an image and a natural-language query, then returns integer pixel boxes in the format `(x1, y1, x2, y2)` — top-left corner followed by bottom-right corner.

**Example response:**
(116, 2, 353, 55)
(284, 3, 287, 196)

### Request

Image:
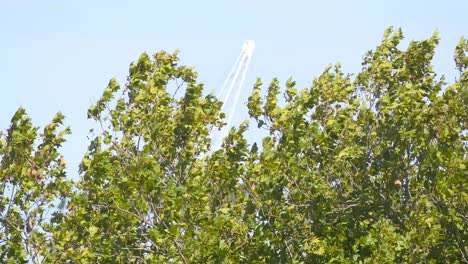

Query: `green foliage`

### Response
(1, 28, 467, 263)
(0, 108, 71, 263)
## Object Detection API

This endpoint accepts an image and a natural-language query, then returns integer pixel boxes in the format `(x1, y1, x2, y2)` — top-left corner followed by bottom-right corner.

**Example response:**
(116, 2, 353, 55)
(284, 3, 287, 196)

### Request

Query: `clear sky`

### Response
(1, 0, 467, 177)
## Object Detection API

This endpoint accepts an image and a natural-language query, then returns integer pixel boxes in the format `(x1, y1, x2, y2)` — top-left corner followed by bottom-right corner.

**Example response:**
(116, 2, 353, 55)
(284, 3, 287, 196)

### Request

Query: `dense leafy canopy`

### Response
(1, 28, 467, 263)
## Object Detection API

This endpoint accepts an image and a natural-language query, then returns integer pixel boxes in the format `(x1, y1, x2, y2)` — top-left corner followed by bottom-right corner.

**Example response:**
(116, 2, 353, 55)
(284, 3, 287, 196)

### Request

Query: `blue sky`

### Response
(1, 0, 467, 176)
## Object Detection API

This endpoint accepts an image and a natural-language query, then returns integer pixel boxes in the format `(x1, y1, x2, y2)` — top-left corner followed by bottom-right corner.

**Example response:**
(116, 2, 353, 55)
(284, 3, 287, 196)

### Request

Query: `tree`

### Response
(1, 27, 467, 263)
(0, 109, 71, 263)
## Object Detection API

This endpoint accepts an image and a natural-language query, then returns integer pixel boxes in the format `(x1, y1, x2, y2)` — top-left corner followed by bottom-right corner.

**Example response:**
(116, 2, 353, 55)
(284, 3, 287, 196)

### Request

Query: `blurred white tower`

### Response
(210, 40, 255, 150)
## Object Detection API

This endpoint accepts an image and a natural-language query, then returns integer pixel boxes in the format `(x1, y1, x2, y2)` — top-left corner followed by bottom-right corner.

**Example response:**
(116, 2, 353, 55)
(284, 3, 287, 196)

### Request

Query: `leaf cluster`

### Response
(1, 28, 467, 263)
